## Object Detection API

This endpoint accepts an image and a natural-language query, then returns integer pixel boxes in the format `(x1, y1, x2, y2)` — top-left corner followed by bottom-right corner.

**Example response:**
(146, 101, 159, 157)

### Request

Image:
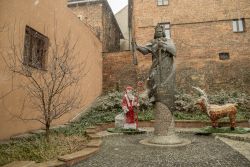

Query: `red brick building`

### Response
(123, 0, 250, 93)
(68, 0, 124, 52)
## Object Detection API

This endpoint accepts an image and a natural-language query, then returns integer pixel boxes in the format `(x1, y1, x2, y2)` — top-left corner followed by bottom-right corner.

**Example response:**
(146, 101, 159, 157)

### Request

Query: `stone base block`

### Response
(124, 123, 136, 129)
(140, 134, 191, 147)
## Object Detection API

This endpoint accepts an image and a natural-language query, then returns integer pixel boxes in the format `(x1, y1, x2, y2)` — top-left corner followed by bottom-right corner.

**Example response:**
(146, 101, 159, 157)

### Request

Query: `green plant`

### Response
(0, 133, 87, 166)
(138, 108, 154, 121)
(175, 91, 200, 113)
(200, 126, 250, 134)
(208, 90, 250, 113)
(174, 111, 208, 120)
(175, 89, 250, 120)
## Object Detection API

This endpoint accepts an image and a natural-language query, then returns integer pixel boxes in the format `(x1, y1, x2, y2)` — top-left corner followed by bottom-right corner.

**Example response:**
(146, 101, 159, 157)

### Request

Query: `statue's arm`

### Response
(135, 42, 151, 55)
(161, 39, 176, 57)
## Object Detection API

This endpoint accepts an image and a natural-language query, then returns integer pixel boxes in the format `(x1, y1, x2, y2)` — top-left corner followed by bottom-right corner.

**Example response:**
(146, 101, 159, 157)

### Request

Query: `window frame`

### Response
(232, 18, 245, 33)
(159, 22, 171, 39)
(219, 52, 230, 60)
(157, 0, 169, 6)
(23, 26, 49, 70)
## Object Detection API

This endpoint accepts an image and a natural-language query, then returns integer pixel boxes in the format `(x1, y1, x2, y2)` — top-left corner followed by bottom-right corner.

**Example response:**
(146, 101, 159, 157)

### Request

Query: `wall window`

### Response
(23, 26, 48, 70)
(232, 19, 245, 32)
(159, 23, 171, 39)
(157, 0, 169, 6)
(219, 52, 230, 60)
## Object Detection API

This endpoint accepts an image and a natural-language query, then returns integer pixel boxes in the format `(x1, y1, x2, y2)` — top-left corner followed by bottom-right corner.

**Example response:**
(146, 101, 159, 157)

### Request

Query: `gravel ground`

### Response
(75, 133, 250, 167)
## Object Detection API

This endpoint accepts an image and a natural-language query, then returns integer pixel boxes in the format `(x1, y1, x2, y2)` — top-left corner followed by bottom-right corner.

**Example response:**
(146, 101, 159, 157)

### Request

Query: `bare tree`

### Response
(2, 24, 87, 142)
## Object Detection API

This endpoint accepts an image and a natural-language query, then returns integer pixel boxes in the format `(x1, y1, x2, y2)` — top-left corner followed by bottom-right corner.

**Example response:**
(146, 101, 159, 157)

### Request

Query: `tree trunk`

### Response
(45, 123, 50, 142)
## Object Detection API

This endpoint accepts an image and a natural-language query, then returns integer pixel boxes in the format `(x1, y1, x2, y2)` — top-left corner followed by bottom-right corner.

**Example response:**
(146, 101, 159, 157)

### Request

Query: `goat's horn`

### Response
(192, 86, 206, 97)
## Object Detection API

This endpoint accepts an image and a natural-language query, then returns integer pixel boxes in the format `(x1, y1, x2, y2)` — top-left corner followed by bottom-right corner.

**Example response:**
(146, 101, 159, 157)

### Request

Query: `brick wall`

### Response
(69, 3, 103, 40)
(130, 0, 250, 93)
(102, 2, 121, 52)
(133, 0, 250, 44)
(173, 19, 250, 92)
(103, 51, 138, 92)
(68, 0, 121, 52)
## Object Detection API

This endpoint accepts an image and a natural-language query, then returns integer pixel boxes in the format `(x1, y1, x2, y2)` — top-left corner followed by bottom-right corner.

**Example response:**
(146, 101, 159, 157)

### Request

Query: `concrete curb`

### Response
(3, 161, 36, 167)
(212, 133, 250, 143)
(31, 160, 66, 167)
(58, 148, 99, 166)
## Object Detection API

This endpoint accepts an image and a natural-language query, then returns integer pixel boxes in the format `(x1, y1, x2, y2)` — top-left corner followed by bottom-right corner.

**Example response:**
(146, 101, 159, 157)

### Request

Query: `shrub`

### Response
(175, 91, 200, 113)
(174, 89, 250, 120)
(208, 90, 249, 113)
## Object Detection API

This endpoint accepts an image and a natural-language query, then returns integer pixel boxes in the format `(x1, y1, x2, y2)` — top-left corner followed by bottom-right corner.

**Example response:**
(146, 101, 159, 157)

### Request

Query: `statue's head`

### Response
(125, 86, 135, 99)
(154, 24, 166, 39)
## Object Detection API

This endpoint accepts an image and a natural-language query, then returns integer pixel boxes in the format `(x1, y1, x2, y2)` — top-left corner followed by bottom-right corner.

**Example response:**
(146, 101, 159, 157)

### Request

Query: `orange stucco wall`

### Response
(0, 0, 102, 140)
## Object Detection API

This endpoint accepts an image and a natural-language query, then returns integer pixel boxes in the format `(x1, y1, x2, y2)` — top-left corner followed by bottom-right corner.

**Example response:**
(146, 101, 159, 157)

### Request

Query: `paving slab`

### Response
(87, 139, 102, 148)
(87, 134, 101, 139)
(85, 129, 97, 134)
(33, 160, 66, 167)
(50, 125, 68, 130)
(214, 133, 250, 143)
(96, 130, 123, 138)
(218, 137, 250, 161)
(86, 126, 97, 129)
(3, 161, 35, 167)
(58, 147, 99, 166)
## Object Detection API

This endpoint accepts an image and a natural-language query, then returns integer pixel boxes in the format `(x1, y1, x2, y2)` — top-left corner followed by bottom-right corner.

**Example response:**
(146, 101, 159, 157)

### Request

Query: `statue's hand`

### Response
(123, 107, 129, 113)
(158, 41, 165, 47)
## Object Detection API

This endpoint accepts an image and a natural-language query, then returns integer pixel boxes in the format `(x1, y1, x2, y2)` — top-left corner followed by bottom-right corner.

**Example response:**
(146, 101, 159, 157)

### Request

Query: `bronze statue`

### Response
(135, 24, 176, 111)
(137, 24, 190, 146)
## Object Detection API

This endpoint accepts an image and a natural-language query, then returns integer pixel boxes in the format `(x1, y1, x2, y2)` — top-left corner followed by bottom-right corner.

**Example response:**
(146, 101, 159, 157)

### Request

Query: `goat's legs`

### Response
(211, 119, 218, 128)
(229, 112, 236, 130)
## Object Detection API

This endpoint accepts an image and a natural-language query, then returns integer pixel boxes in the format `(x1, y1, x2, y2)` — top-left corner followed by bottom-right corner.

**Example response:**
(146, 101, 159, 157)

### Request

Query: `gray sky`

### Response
(107, 0, 128, 14)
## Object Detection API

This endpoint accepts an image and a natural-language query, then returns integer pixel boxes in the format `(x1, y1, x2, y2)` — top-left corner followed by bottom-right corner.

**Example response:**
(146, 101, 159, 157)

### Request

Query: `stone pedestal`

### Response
(115, 113, 125, 129)
(140, 102, 191, 147)
(115, 113, 137, 130)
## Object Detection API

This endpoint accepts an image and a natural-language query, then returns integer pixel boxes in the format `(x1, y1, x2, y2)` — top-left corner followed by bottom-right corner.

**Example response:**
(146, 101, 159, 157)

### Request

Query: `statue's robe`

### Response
(144, 37, 176, 112)
(121, 94, 139, 129)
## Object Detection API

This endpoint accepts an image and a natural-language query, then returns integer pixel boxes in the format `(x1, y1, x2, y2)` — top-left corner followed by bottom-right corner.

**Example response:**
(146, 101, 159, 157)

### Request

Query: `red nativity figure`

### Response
(122, 86, 140, 129)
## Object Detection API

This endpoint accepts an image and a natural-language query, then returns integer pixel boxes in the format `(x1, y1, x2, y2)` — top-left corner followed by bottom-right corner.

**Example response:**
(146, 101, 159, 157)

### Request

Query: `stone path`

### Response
(218, 137, 250, 161)
(74, 133, 250, 167)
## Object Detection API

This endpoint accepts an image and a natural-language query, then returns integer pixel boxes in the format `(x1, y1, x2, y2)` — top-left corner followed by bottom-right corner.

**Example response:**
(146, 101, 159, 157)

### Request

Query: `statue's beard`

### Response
(127, 93, 134, 100)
